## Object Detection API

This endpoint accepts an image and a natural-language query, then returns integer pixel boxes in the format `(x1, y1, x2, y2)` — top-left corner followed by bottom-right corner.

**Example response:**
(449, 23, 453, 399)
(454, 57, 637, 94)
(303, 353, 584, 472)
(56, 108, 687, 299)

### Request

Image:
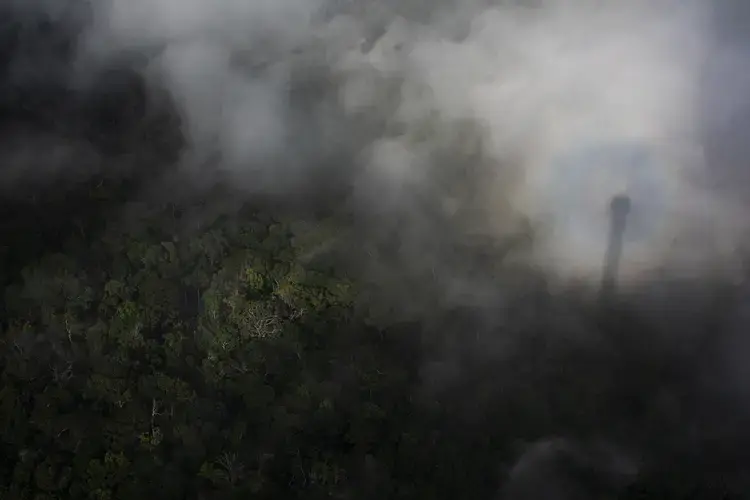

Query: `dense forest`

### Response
(4, 1, 750, 499)
(8, 162, 750, 500)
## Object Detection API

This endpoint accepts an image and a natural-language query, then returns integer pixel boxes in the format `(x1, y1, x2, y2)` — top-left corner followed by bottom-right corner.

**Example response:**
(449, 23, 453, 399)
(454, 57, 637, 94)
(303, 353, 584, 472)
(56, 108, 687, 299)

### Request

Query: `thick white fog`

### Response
(70, 0, 747, 286)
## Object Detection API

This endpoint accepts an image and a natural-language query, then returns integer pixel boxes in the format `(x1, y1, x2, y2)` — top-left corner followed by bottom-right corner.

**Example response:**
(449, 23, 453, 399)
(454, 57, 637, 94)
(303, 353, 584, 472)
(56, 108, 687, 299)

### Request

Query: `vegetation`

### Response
(0, 187, 514, 499)
(1, 172, 749, 500)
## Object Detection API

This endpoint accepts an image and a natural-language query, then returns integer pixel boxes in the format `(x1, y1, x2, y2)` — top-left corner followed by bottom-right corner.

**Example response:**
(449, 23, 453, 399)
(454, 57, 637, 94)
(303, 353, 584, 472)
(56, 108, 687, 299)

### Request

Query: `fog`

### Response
(58, 0, 742, 288)
(3, 0, 750, 498)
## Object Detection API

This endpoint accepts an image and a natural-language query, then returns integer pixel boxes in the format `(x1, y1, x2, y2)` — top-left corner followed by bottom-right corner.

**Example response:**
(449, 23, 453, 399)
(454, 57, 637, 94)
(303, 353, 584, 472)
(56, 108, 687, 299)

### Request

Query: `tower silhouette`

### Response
(600, 194, 631, 300)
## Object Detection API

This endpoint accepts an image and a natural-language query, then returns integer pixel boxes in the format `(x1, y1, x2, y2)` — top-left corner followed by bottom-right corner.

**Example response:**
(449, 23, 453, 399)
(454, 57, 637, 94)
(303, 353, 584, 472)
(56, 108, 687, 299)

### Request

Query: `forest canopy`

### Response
(1, 152, 749, 500)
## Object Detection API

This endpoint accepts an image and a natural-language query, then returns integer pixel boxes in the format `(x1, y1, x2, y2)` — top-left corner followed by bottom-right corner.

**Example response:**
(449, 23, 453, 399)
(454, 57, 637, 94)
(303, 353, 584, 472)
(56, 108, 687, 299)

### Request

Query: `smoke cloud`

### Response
(62, 0, 744, 287)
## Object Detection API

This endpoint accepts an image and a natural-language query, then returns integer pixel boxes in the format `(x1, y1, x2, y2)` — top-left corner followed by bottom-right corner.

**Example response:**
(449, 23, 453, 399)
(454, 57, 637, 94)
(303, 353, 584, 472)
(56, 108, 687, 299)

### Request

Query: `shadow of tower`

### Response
(601, 194, 631, 301)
